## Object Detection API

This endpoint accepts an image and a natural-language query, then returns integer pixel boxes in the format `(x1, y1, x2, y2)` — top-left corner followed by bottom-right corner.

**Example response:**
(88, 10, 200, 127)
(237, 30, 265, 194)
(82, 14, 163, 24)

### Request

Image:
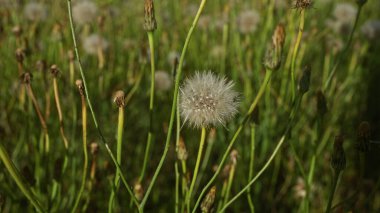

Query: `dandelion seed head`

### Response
(155, 71, 172, 92)
(333, 3, 357, 25)
(24, 2, 47, 22)
(83, 34, 108, 55)
(72, 1, 98, 26)
(180, 71, 239, 128)
(237, 10, 260, 34)
(361, 20, 380, 40)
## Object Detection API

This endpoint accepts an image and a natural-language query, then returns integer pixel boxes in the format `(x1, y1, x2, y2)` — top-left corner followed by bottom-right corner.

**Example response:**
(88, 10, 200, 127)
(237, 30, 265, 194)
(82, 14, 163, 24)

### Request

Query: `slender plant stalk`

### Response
(186, 127, 207, 212)
(193, 134, 214, 195)
(66, 0, 140, 209)
(325, 170, 341, 213)
(323, 5, 363, 91)
(290, 9, 305, 101)
(222, 162, 236, 209)
(71, 91, 88, 213)
(219, 95, 303, 212)
(139, 31, 156, 182)
(175, 163, 180, 213)
(192, 70, 273, 213)
(247, 124, 256, 213)
(0, 143, 45, 212)
(139, 0, 208, 209)
(52, 77, 69, 149)
(108, 106, 125, 212)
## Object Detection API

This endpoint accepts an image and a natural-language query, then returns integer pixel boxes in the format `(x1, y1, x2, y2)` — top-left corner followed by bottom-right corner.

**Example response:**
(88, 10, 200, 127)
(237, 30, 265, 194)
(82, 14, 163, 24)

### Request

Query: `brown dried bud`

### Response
(144, 0, 157, 31)
(230, 149, 238, 165)
(76, 79, 85, 96)
(331, 135, 346, 172)
(298, 65, 311, 94)
(201, 186, 217, 213)
(113, 90, 126, 108)
(273, 24, 286, 52)
(90, 142, 99, 156)
(316, 90, 327, 117)
(15, 48, 25, 63)
(68, 50, 75, 61)
(356, 121, 371, 152)
(50, 64, 60, 77)
(177, 137, 188, 161)
(134, 182, 144, 201)
(20, 72, 32, 84)
(12, 25, 22, 37)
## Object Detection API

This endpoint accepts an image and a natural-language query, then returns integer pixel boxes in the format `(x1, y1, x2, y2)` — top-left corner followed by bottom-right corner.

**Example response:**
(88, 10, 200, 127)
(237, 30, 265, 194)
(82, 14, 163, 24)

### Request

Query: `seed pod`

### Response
(331, 135, 346, 172)
(75, 79, 85, 96)
(144, 0, 157, 32)
(356, 121, 370, 152)
(50, 64, 60, 77)
(113, 90, 125, 108)
(134, 182, 144, 201)
(20, 72, 32, 84)
(201, 186, 217, 213)
(316, 90, 327, 117)
(177, 137, 188, 161)
(298, 65, 311, 95)
(15, 48, 25, 63)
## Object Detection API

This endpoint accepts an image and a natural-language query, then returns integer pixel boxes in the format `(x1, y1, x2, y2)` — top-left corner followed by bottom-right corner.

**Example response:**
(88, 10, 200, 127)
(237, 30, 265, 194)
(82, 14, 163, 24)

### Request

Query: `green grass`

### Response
(0, 0, 380, 212)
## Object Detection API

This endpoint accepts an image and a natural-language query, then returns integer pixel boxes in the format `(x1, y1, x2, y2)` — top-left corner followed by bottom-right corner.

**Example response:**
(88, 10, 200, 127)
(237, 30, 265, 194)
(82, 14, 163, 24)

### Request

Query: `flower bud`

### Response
(50, 64, 60, 77)
(113, 90, 126, 108)
(356, 121, 370, 152)
(144, 0, 157, 32)
(177, 137, 188, 161)
(331, 135, 346, 172)
(298, 65, 311, 94)
(316, 90, 327, 117)
(76, 79, 85, 96)
(264, 24, 286, 71)
(201, 186, 217, 213)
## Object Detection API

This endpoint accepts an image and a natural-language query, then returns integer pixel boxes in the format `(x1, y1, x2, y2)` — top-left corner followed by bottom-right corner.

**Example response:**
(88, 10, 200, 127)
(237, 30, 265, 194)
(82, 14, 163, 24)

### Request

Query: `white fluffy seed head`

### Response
(180, 71, 239, 128)
(72, 1, 98, 26)
(237, 10, 260, 34)
(333, 3, 357, 25)
(24, 2, 47, 22)
(361, 20, 380, 40)
(83, 34, 108, 55)
(155, 70, 172, 92)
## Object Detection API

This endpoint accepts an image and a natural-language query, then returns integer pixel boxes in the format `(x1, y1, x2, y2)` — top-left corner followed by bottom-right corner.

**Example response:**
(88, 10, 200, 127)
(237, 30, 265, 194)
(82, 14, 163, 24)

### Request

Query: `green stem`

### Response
(71, 95, 88, 213)
(139, 0, 208, 209)
(0, 143, 45, 212)
(108, 107, 125, 212)
(323, 5, 363, 91)
(192, 70, 273, 213)
(325, 171, 341, 213)
(247, 124, 255, 213)
(290, 9, 305, 101)
(139, 31, 156, 182)
(66, 0, 139, 209)
(186, 127, 207, 212)
(219, 95, 303, 212)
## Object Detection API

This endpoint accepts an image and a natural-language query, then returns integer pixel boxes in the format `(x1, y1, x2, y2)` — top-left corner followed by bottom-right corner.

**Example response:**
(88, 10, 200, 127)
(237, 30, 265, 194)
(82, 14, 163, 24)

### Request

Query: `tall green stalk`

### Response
(71, 90, 88, 213)
(139, 0, 208, 210)
(186, 127, 207, 212)
(290, 9, 305, 101)
(247, 124, 256, 213)
(0, 143, 45, 212)
(139, 31, 155, 182)
(66, 0, 139, 209)
(192, 70, 273, 213)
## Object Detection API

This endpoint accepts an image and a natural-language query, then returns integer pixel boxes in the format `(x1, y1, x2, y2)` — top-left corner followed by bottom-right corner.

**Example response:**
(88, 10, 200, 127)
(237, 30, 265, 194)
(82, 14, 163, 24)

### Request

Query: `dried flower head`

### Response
(76, 79, 85, 96)
(180, 71, 239, 128)
(237, 10, 260, 34)
(20, 72, 32, 84)
(24, 2, 47, 22)
(201, 186, 217, 213)
(50, 64, 60, 77)
(298, 65, 311, 94)
(144, 0, 157, 31)
(293, 0, 313, 10)
(83, 34, 109, 55)
(356, 121, 371, 152)
(113, 90, 125, 108)
(155, 70, 172, 92)
(331, 135, 346, 172)
(133, 182, 144, 201)
(72, 1, 98, 26)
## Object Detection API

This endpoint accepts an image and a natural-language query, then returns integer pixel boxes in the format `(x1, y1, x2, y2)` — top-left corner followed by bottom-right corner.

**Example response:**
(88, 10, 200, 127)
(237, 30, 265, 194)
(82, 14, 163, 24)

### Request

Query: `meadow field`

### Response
(0, 0, 379, 212)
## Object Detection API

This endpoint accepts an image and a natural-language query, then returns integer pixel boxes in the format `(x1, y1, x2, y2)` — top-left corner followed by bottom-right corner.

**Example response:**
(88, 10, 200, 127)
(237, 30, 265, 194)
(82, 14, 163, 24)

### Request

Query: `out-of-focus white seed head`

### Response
(361, 20, 380, 40)
(180, 71, 239, 128)
(24, 2, 47, 22)
(83, 34, 109, 55)
(72, 1, 98, 26)
(155, 70, 172, 92)
(237, 10, 260, 34)
(333, 3, 357, 25)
